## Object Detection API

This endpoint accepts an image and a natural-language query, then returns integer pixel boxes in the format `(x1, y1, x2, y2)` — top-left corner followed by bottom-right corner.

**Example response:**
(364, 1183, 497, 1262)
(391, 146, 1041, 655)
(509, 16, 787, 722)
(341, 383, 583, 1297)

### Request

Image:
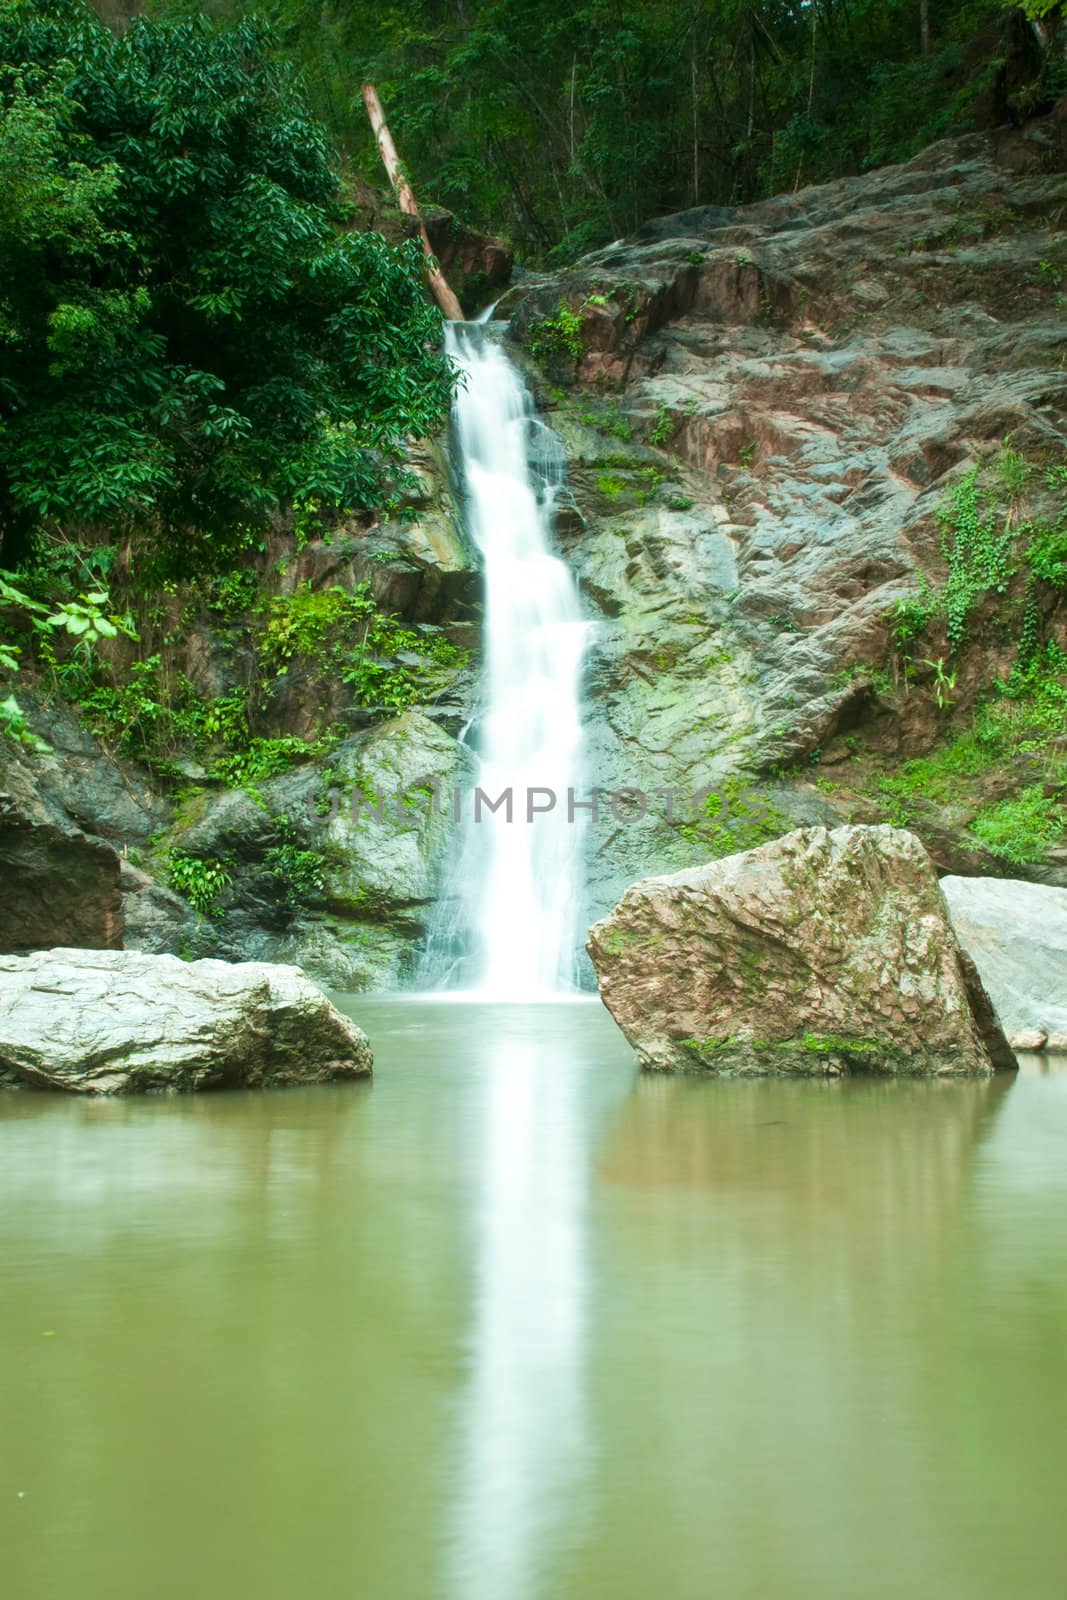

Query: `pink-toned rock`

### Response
(587, 825, 1016, 1077)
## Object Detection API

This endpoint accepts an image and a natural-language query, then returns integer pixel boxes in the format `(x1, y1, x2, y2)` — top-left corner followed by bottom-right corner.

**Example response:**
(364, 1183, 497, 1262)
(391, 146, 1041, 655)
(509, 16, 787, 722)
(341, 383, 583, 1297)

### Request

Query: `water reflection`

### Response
(447, 1007, 593, 1598)
(2, 1017, 1066, 1600)
(579, 1070, 1041, 1600)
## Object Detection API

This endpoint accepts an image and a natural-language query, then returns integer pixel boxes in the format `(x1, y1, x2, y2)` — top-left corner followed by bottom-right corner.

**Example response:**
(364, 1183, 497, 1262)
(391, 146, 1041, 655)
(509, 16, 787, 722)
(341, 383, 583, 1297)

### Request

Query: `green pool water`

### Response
(2, 999, 1065, 1600)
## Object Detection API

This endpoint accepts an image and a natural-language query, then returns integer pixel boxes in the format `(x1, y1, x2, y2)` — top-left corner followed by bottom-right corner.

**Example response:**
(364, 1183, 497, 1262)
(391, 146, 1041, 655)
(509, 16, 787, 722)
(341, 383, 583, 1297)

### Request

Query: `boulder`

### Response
(158, 709, 472, 989)
(587, 825, 1016, 1076)
(0, 763, 123, 953)
(10, 690, 169, 845)
(0, 949, 372, 1093)
(941, 875, 1067, 1049)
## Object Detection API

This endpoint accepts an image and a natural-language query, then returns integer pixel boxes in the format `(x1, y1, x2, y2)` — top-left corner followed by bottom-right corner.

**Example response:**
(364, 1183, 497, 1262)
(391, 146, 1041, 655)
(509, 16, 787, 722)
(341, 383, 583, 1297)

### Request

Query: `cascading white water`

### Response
(431, 323, 589, 997)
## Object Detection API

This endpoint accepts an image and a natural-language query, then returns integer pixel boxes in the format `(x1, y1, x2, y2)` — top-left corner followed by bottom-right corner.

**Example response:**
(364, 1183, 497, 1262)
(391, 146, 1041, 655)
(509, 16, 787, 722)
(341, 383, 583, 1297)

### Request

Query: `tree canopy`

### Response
(0, 0, 453, 568)
(149, 0, 1066, 262)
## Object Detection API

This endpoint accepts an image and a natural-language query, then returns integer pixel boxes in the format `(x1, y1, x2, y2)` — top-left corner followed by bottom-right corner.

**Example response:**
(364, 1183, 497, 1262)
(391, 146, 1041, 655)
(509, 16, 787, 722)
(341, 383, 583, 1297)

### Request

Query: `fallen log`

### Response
(361, 83, 465, 322)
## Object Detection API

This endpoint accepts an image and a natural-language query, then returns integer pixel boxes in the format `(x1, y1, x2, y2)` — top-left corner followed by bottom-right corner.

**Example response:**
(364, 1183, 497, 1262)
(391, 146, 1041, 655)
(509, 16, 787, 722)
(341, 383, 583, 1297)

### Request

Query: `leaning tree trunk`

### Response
(361, 83, 465, 322)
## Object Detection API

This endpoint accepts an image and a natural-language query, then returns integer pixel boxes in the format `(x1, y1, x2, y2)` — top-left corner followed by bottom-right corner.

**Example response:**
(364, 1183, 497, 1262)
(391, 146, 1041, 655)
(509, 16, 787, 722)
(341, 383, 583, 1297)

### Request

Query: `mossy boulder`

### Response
(587, 824, 1017, 1076)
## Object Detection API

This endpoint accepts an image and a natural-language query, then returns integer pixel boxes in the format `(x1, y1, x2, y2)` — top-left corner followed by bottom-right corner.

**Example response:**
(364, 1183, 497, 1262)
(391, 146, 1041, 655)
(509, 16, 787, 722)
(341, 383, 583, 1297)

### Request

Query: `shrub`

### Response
(1028, 521, 1067, 590)
(527, 303, 583, 370)
(970, 785, 1064, 865)
(258, 582, 464, 713)
(166, 850, 234, 914)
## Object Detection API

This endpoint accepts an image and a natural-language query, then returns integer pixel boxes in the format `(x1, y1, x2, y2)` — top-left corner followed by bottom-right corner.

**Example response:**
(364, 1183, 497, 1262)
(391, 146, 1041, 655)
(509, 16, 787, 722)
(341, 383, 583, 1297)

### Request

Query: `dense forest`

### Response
(141, 0, 1067, 261)
(0, 0, 454, 745)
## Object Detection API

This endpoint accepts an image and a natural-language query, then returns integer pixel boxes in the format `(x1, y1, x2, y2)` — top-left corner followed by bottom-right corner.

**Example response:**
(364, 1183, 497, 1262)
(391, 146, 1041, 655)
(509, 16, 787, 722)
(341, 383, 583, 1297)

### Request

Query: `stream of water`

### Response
(425, 324, 589, 996)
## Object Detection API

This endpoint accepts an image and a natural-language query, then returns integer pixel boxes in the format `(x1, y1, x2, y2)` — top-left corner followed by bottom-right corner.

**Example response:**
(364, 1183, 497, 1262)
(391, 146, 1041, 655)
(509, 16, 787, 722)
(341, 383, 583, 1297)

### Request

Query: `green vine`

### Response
(937, 470, 1015, 652)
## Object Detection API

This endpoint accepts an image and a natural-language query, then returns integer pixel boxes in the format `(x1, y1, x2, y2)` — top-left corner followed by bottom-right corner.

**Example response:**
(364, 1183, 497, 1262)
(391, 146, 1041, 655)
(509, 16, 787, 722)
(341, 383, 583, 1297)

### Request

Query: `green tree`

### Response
(0, 0, 453, 568)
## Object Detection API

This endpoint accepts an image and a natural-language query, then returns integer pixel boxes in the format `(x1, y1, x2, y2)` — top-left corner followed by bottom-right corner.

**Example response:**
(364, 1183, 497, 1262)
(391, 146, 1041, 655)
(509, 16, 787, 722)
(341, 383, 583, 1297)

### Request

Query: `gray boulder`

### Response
(941, 875, 1067, 1050)
(587, 825, 1016, 1076)
(160, 708, 472, 989)
(0, 949, 372, 1093)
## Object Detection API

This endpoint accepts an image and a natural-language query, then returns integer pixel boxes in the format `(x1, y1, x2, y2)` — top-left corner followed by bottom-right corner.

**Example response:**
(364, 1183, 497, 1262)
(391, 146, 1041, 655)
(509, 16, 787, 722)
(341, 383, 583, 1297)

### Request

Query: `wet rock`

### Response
(941, 875, 1067, 1044)
(0, 949, 372, 1093)
(587, 825, 1016, 1076)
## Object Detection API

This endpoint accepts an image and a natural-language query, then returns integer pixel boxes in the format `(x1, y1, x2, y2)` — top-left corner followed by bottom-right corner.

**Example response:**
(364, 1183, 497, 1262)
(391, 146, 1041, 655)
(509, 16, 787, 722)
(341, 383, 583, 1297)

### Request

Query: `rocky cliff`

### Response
(506, 102, 1067, 923)
(4, 107, 1066, 984)
(0, 451, 479, 987)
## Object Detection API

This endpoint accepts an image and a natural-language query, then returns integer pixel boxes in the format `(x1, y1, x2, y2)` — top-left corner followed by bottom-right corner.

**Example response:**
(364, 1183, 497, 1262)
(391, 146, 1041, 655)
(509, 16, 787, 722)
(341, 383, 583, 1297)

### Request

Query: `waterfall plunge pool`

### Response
(2, 997, 1066, 1600)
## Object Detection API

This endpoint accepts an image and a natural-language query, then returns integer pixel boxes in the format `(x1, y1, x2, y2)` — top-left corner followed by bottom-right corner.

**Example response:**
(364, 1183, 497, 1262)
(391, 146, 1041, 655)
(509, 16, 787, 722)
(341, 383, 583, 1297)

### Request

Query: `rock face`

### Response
(0, 759, 124, 954)
(423, 207, 513, 313)
(345, 175, 513, 313)
(120, 859, 198, 956)
(146, 709, 473, 989)
(941, 875, 1067, 1049)
(587, 825, 1017, 1076)
(500, 108, 1067, 919)
(0, 949, 372, 1093)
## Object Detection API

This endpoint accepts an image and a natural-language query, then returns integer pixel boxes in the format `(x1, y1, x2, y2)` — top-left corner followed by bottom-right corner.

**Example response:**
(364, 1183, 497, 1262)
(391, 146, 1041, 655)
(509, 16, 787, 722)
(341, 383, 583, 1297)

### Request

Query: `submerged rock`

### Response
(587, 825, 1016, 1076)
(941, 875, 1067, 1050)
(0, 949, 372, 1094)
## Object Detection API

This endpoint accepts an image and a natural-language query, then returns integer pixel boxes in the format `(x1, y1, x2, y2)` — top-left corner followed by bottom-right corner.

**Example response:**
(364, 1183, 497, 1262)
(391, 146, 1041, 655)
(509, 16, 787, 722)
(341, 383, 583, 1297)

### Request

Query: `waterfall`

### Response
(424, 323, 590, 997)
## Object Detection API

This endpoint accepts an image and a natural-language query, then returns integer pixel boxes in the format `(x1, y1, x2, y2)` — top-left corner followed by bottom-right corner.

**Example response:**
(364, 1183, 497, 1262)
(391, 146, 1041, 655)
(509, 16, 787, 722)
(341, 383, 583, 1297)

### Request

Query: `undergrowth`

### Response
(872, 641, 1067, 861)
(11, 572, 465, 789)
(677, 778, 789, 857)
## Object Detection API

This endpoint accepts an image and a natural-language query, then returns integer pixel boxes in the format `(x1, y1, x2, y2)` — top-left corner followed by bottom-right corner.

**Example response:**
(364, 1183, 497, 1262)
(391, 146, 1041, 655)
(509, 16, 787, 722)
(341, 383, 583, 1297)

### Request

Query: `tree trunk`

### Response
(920, 0, 930, 59)
(360, 83, 465, 322)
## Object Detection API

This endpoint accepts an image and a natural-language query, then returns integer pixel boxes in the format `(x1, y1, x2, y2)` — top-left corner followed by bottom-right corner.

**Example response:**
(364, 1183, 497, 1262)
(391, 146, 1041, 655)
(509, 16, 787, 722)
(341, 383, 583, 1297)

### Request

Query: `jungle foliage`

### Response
(147, 0, 1067, 261)
(0, 0, 454, 569)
